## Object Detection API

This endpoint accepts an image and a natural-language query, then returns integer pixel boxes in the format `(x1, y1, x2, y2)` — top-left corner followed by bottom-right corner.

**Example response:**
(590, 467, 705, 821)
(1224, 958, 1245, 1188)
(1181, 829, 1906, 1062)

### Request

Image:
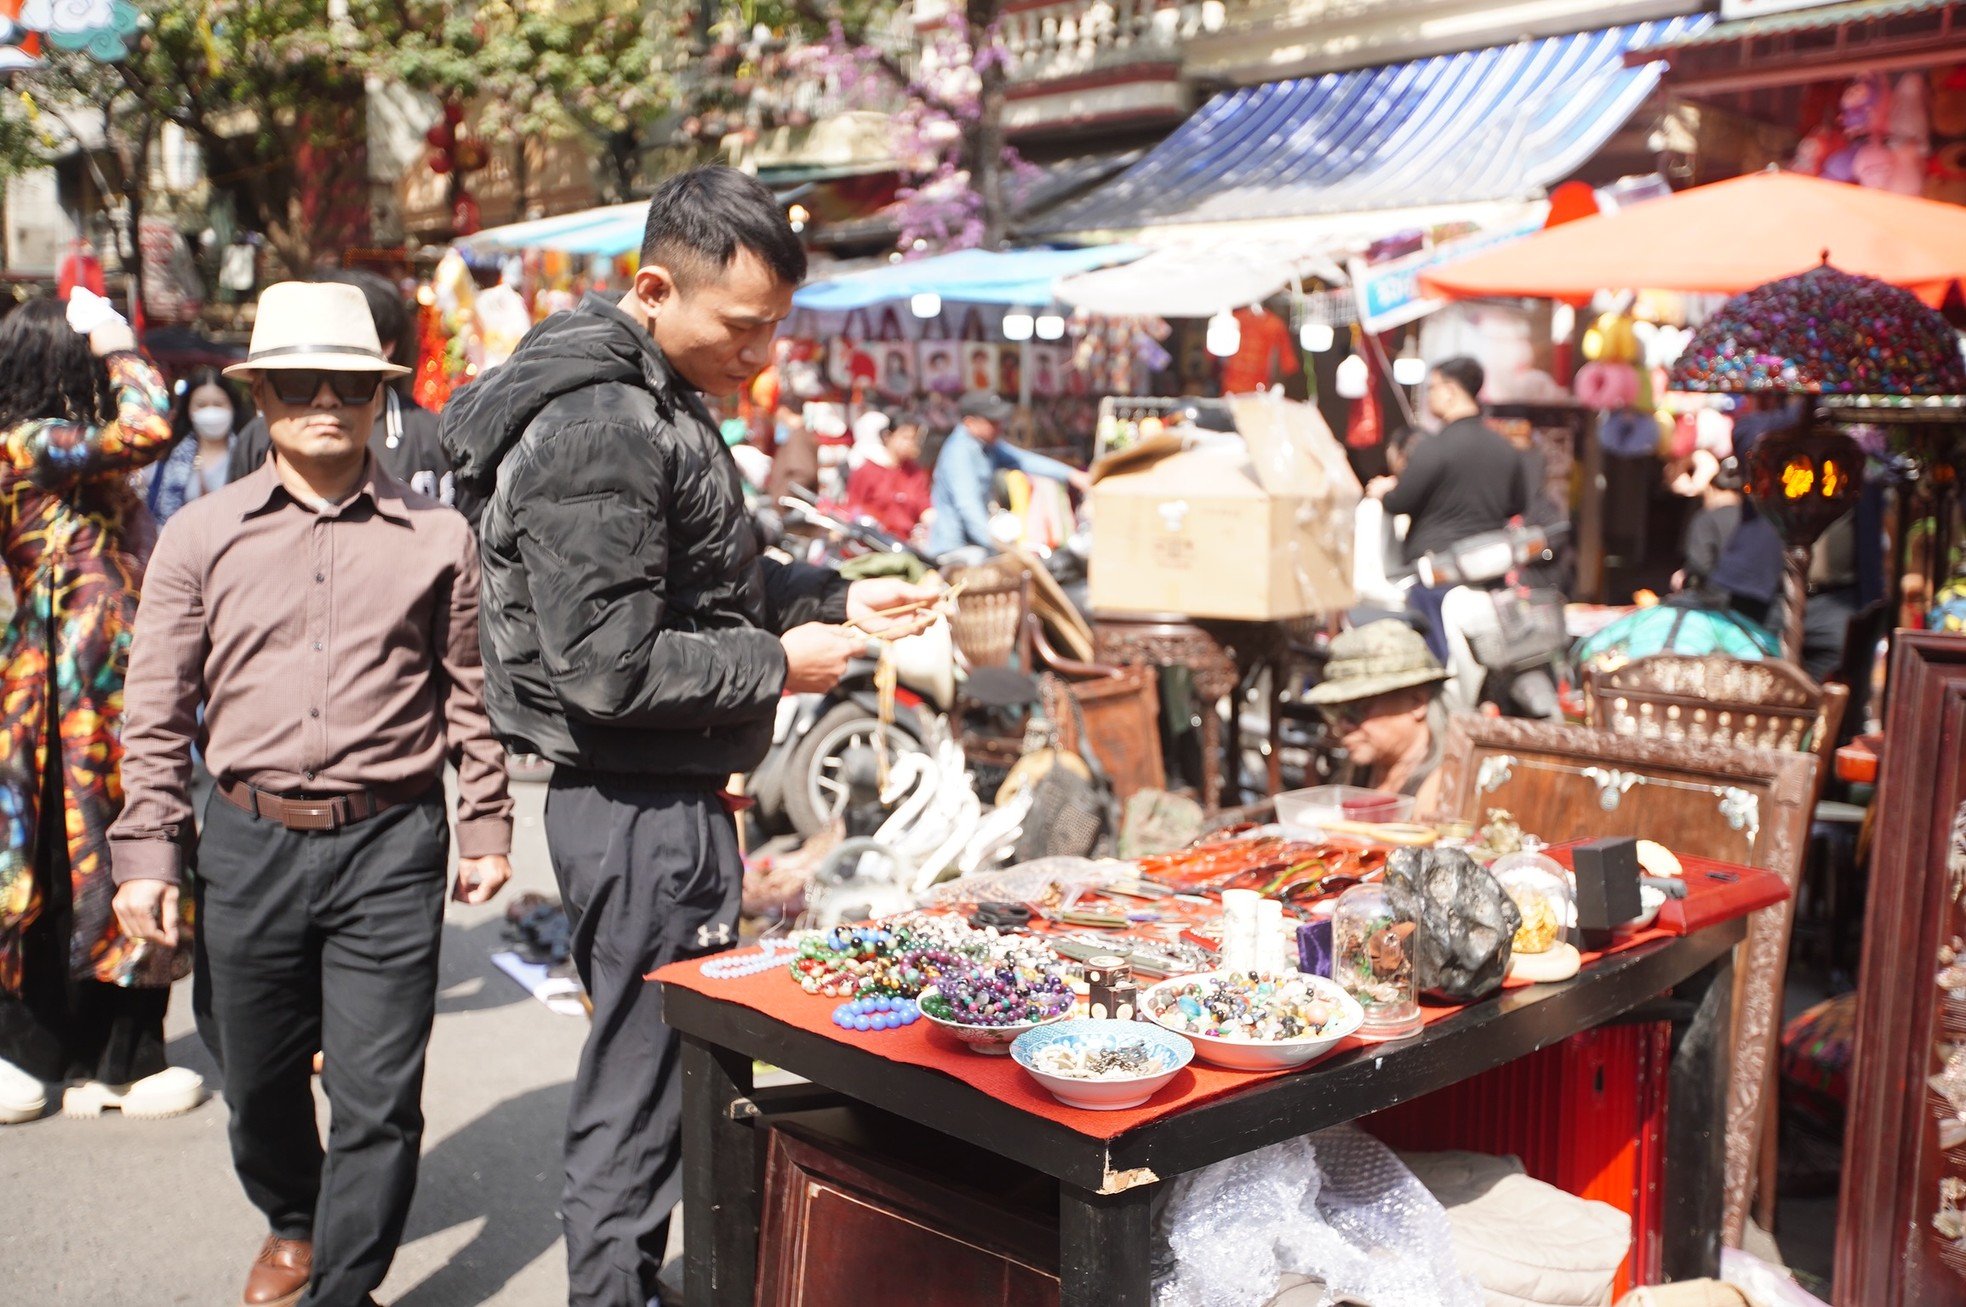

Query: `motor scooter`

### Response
(1352, 505, 1571, 719)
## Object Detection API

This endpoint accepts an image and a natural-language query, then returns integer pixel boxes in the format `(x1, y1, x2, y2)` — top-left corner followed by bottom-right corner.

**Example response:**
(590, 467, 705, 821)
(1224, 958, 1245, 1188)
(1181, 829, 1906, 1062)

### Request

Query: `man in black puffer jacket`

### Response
(441, 166, 935, 1307)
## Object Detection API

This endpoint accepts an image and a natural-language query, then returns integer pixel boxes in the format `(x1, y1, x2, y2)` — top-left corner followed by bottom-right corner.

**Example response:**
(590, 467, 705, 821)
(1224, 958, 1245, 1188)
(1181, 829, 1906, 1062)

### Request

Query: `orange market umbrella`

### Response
(1418, 172, 1966, 305)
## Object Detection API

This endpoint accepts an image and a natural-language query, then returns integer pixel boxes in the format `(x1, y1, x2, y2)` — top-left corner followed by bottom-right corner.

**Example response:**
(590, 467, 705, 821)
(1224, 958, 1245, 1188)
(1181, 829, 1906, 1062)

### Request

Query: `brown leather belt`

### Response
(217, 778, 396, 832)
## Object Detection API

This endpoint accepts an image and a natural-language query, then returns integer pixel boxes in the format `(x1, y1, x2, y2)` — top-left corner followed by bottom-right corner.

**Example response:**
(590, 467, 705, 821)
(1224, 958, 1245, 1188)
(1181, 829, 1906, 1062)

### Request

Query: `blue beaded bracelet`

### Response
(832, 996, 920, 1033)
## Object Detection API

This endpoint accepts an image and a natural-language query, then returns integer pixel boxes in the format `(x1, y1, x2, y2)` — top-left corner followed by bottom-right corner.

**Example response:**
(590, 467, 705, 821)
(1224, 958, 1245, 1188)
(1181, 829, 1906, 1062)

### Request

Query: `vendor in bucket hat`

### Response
(1306, 621, 1450, 807)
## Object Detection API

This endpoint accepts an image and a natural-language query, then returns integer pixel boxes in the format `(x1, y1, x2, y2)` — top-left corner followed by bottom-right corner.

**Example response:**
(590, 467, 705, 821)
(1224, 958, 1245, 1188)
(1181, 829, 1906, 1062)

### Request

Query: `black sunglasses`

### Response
(265, 369, 385, 408)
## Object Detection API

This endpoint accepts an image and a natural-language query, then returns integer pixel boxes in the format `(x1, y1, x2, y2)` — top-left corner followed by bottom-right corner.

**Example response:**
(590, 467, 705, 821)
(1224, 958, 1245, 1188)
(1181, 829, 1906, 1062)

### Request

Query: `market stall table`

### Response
(659, 917, 1744, 1306)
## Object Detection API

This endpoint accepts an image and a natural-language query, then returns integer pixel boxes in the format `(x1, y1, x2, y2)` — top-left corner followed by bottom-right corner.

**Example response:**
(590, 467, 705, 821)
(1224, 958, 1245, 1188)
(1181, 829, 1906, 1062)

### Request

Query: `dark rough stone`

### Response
(1384, 846, 1522, 1002)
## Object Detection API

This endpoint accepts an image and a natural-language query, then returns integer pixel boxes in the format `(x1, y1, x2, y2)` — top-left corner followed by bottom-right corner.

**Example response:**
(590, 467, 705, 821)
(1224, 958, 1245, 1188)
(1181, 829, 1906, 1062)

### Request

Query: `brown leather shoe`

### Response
(242, 1234, 312, 1307)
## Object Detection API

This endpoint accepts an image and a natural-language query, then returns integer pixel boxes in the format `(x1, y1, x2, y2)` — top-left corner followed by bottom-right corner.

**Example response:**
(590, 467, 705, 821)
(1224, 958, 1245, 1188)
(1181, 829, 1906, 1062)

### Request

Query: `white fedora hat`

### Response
(225, 281, 412, 378)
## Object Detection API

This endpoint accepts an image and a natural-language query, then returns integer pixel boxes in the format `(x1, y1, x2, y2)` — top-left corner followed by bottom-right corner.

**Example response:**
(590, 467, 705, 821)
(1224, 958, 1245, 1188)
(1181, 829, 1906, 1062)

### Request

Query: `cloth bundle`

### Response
(1398, 1151, 1632, 1307)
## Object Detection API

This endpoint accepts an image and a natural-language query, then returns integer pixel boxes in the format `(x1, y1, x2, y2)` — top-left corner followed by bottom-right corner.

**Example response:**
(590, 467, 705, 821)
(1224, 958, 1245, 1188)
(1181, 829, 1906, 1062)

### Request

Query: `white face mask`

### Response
(189, 407, 234, 440)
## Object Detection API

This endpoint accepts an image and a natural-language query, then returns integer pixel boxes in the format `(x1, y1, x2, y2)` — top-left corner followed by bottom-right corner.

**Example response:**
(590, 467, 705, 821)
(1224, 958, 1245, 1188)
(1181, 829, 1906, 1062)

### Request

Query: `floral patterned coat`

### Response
(0, 353, 178, 995)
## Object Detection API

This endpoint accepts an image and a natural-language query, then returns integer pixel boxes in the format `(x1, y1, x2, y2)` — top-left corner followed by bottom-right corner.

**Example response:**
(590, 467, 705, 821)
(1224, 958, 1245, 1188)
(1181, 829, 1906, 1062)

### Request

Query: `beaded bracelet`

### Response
(699, 938, 794, 980)
(831, 996, 920, 1032)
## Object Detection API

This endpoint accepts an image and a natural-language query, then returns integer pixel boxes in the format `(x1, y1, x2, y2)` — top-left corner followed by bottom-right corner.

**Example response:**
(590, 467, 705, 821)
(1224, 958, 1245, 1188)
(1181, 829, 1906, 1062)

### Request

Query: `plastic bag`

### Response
(1155, 1125, 1483, 1307)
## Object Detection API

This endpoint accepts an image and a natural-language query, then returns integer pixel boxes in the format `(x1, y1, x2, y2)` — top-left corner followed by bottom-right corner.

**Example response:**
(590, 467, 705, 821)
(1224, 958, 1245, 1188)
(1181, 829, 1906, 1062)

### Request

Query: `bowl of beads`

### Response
(1011, 1019, 1194, 1110)
(917, 965, 1074, 1054)
(1142, 971, 1363, 1072)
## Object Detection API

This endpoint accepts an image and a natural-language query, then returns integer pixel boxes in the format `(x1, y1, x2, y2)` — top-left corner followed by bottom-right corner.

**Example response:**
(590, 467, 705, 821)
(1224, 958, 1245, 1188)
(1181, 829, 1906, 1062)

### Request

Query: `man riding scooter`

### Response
(1366, 357, 1534, 659)
(1362, 358, 1566, 719)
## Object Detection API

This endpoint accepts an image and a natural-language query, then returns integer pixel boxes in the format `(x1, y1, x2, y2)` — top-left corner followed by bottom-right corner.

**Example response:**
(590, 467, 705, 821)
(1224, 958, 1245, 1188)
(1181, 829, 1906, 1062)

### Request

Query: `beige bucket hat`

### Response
(224, 281, 411, 377)
(1305, 620, 1449, 706)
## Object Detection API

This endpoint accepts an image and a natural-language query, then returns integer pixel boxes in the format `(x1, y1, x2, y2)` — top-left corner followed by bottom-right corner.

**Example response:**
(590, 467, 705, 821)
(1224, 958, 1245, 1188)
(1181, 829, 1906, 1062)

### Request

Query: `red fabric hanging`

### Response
(1346, 377, 1383, 450)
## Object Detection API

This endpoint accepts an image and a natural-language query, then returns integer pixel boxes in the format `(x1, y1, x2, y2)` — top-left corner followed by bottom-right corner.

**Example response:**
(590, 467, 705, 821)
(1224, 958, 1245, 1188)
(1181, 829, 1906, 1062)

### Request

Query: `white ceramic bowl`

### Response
(1011, 1019, 1194, 1110)
(1141, 971, 1365, 1072)
(1622, 885, 1668, 931)
(917, 985, 1071, 1055)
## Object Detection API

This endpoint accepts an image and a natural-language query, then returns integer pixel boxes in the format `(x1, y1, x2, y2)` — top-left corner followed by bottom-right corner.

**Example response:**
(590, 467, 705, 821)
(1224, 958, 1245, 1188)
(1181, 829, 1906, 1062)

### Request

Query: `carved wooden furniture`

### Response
(1582, 653, 1849, 1234)
(672, 924, 1745, 1305)
(1428, 716, 1818, 1251)
(1583, 654, 1847, 764)
(1026, 615, 1165, 803)
(1836, 632, 1966, 1305)
(1090, 612, 1287, 812)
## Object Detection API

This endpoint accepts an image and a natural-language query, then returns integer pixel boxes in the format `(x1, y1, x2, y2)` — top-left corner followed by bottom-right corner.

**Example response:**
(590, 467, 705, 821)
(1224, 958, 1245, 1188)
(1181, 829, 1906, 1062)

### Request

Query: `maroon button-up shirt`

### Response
(109, 457, 512, 884)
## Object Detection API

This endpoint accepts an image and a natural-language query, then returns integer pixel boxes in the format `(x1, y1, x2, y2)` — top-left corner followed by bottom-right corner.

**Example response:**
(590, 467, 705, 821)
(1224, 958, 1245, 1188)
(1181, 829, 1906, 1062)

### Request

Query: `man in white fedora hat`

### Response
(109, 280, 514, 1307)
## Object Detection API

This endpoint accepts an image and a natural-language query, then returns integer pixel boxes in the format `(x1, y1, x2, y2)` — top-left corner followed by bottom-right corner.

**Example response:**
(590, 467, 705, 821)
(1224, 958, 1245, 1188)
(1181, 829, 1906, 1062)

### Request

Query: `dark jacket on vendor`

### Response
(440, 293, 849, 778)
(1383, 416, 1532, 561)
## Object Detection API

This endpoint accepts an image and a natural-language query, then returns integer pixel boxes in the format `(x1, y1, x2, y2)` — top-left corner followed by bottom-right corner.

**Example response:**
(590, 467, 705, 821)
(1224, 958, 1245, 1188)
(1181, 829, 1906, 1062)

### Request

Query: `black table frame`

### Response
(665, 922, 1742, 1306)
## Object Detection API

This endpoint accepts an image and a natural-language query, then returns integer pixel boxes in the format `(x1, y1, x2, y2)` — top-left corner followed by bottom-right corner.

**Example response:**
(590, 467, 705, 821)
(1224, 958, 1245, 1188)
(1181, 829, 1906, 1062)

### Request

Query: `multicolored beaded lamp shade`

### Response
(1671, 264, 1966, 397)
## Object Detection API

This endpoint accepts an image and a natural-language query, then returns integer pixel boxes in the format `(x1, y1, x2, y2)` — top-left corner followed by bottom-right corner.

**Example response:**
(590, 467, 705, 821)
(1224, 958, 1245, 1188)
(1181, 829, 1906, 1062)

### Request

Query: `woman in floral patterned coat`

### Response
(0, 296, 203, 1122)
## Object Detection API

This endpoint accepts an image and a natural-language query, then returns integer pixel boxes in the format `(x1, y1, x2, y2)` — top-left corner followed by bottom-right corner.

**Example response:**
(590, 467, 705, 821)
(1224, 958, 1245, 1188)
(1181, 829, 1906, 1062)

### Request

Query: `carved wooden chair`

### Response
(1428, 715, 1820, 1250)
(1582, 654, 1845, 1239)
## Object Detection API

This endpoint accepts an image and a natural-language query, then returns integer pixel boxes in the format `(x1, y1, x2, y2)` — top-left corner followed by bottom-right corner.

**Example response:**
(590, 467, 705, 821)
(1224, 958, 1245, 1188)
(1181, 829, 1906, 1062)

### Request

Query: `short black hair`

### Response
(641, 166, 807, 290)
(1434, 356, 1484, 402)
(316, 269, 413, 369)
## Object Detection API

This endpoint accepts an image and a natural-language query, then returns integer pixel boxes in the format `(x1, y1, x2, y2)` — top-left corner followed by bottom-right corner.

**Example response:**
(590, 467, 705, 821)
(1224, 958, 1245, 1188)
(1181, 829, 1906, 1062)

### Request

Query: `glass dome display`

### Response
(1332, 883, 1422, 1041)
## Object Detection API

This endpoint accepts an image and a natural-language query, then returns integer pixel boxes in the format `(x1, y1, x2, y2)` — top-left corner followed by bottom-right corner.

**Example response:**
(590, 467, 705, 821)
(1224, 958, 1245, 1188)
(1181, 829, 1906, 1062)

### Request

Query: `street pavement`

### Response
(0, 775, 616, 1307)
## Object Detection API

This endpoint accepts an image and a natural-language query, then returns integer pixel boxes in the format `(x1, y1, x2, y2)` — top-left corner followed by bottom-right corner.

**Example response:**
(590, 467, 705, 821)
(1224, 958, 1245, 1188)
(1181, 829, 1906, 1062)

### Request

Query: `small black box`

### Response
(1572, 837, 1643, 946)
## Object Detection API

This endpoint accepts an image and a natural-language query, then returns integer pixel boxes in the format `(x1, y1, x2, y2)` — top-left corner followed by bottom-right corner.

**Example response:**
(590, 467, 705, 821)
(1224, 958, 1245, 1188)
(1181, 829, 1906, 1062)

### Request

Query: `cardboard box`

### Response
(1087, 395, 1359, 622)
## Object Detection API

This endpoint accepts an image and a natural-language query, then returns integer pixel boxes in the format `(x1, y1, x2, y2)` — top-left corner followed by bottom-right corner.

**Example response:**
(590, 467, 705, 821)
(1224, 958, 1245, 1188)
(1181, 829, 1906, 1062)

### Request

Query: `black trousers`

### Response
(0, 716, 168, 1086)
(193, 791, 448, 1307)
(544, 774, 742, 1307)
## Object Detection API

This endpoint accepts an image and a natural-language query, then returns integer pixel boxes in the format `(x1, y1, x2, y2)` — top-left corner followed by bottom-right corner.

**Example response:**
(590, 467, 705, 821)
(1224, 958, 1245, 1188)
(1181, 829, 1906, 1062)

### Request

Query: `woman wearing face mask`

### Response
(144, 366, 240, 525)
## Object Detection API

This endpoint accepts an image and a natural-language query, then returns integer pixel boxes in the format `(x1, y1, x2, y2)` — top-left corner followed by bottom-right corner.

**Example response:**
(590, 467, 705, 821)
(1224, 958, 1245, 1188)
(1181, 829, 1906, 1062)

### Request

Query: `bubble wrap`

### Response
(920, 857, 1126, 905)
(1155, 1125, 1483, 1307)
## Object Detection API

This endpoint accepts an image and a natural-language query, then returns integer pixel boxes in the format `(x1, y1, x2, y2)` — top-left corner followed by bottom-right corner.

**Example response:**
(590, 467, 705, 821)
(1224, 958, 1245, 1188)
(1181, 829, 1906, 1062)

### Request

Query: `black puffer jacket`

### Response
(441, 294, 848, 778)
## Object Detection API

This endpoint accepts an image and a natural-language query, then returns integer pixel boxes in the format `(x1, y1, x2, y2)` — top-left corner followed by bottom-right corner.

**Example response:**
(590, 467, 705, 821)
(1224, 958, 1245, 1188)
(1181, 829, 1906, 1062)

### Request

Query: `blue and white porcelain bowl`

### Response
(1011, 1019, 1193, 1110)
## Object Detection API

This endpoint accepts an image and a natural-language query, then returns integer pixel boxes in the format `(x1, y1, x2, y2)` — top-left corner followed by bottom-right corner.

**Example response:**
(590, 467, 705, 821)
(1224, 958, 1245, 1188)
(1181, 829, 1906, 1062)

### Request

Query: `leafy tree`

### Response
(26, 1, 374, 278)
(379, 0, 685, 204)
(691, 0, 1021, 251)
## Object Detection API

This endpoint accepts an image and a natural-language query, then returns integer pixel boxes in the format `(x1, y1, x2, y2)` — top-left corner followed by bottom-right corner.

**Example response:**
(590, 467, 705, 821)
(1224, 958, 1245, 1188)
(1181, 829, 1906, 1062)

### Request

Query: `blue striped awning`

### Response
(1032, 17, 1713, 236)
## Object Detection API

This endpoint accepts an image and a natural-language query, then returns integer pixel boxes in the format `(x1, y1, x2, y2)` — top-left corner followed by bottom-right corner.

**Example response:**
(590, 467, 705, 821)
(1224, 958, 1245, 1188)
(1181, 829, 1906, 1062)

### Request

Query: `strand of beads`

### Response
(831, 996, 921, 1033)
(700, 937, 795, 980)
(790, 925, 913, 998)
(921, 964, 1073, 1028)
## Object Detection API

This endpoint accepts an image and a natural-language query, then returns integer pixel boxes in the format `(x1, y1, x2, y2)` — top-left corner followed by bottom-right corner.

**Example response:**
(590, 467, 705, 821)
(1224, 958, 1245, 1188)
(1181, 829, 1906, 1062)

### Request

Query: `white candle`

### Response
(1221, 889, 1260, 974)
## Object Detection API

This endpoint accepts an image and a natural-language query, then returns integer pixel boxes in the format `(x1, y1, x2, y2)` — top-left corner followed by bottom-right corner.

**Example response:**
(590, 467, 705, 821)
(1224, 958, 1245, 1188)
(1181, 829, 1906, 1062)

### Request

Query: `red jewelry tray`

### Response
(1541, 843, 1789, 936)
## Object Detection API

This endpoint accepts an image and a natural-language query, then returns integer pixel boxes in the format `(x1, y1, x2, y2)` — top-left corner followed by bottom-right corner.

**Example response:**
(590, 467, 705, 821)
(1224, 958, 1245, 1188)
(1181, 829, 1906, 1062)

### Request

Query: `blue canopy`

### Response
(792, 245, 1145, 311)
(456, 203, 647, 259)
(1031, 17, 1712, 234)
